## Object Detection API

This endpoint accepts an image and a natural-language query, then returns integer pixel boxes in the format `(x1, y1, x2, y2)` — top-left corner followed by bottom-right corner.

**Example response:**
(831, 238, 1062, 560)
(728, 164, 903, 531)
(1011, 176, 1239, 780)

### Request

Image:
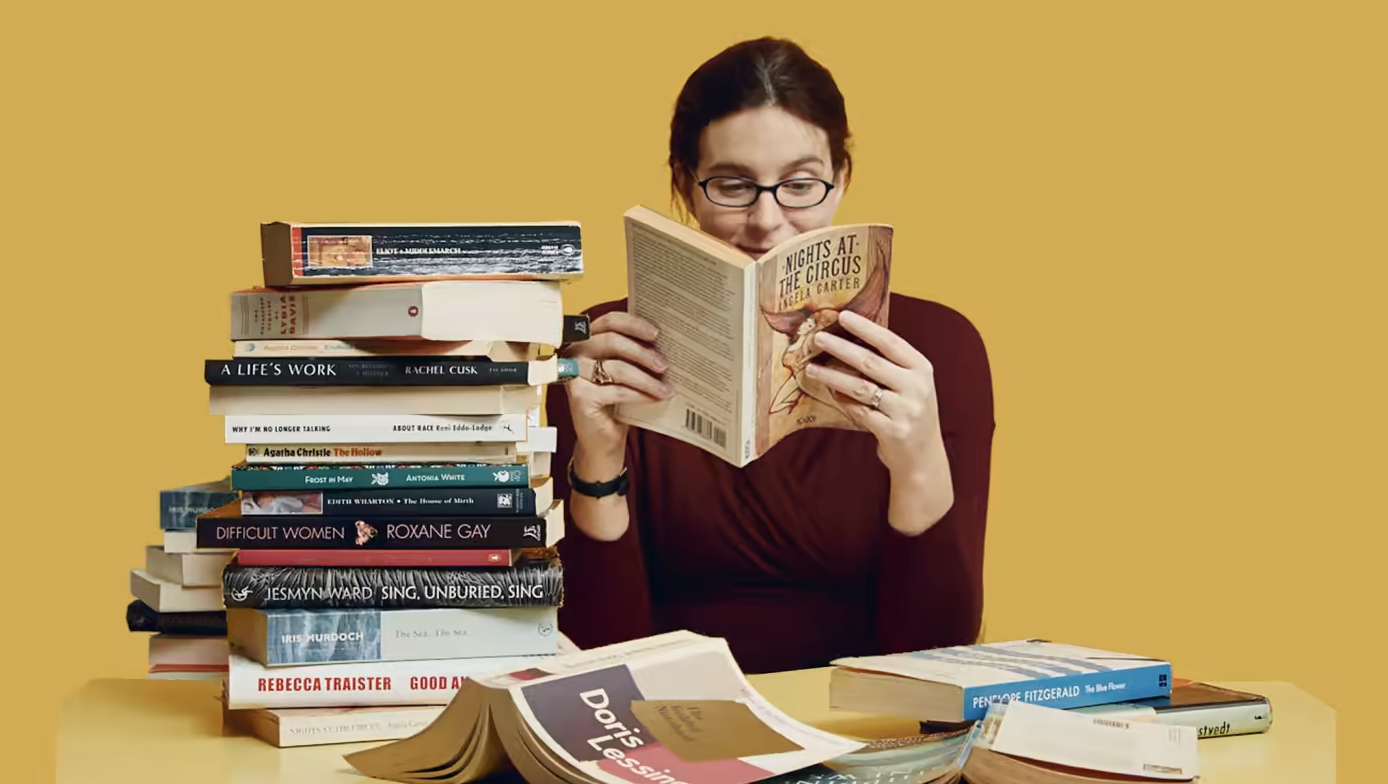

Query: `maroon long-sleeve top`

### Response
(548, 293, 994, 674)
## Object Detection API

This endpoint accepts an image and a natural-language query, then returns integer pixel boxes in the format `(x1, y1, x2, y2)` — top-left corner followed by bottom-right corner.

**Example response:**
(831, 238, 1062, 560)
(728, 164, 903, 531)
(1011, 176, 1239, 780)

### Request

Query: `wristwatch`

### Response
(567, 457, 629, 499)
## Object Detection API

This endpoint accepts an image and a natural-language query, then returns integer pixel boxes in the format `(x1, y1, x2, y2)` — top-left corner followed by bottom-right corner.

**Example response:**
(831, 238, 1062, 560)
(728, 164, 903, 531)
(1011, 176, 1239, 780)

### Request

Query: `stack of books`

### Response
(181, 220, 585, 747)
(127, 480, 238, 679)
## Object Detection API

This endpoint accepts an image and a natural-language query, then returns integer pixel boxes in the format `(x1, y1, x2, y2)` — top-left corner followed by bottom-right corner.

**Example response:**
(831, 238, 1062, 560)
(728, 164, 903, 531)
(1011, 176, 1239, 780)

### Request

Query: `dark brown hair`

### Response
(669, 37, 853, 216)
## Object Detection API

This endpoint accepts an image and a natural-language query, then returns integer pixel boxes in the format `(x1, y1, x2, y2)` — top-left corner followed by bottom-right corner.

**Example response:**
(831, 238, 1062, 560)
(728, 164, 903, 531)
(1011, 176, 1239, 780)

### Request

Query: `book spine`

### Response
(224, 413, 528, 444)
(562, 314, 590, 344)
(222, 562, 563, 610)
(205, 357, 546, 386)
(243, 444, 520, 465)
(160, 486, 238, 530)
(249, 606, 560, 666)
(232, 339, 539, 360)
(233, 705, 446, 748)
(267, 222, 584, 284)
(126, 600, 227, 635)
(225, 650, 560, 708)
(1156, 702, 1274, 738)
(233, 549, 518, 568)
(959, 663, 1174, 721)
(198, 515, 552, 549)
(242, 486, 540, 516)
(229, 463, 530, 490)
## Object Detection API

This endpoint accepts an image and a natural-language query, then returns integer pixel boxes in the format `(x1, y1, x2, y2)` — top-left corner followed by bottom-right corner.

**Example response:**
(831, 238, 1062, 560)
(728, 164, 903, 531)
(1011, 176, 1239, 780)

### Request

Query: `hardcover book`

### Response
(228, 460, 532, 491)
(260, 221, 584, 286)
(205, 356, 577, 387)
(1068, 678, 1273, 738)
(197, 497, 563, 549)
(616, 205, 892, 467)
(223, 412, 530, 445)
(236, 478, 554, 517)
(830, 639, 1172, 723)
(221, 553, 564, 610)
(230, 548, 529, 568)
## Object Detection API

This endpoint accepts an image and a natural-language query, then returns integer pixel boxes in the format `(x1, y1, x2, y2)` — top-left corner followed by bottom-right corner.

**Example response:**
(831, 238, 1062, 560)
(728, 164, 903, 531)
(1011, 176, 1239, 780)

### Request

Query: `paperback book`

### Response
(617, 205, 892, 467)
(830, 639, 1172, 723)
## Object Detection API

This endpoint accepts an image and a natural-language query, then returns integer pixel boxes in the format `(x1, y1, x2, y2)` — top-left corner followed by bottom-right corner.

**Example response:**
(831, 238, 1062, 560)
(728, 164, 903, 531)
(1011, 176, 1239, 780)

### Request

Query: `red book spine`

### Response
(233, 549, 516, 567)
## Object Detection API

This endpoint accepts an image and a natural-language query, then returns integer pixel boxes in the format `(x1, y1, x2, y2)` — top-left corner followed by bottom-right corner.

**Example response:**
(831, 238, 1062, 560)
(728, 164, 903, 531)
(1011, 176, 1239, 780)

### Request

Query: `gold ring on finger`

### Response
(592, 358, 614, 386)
(867, 386, 885, 410)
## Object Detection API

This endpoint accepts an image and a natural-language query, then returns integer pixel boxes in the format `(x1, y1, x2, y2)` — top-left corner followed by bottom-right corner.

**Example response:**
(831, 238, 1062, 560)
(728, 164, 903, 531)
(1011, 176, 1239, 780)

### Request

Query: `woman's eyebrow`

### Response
(703, 155, 827, 178)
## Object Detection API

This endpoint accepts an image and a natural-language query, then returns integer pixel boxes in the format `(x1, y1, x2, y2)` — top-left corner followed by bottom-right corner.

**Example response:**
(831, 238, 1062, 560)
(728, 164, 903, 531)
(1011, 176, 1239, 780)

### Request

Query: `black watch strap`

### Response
(567, 458, 629, 498)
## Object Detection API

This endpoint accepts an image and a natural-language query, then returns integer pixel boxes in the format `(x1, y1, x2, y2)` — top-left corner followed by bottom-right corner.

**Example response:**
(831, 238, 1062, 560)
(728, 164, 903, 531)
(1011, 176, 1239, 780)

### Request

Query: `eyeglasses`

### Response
(697, 176, 835, 209)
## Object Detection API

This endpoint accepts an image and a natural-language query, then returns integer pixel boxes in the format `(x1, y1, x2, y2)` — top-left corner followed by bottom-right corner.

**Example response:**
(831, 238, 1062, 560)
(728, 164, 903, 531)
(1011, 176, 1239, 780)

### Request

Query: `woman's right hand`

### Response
(562, 312, 673, 477)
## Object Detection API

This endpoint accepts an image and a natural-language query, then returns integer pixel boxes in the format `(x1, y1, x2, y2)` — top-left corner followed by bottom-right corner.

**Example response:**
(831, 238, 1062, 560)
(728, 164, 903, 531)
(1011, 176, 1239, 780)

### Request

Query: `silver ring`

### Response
(867, 386, 885, 410)
(592, 359, 614, 386)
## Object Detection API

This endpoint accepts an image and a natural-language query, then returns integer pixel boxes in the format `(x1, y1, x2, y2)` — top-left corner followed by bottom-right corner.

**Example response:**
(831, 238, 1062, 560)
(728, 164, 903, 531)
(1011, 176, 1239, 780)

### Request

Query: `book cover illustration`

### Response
(755, 225, 893, 455)
(160, 479, 237, 530)
(264, 222, 584, 284)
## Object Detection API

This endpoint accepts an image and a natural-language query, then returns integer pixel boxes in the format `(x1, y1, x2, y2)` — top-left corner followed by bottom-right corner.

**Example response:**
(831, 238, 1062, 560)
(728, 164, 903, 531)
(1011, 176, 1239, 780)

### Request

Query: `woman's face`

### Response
(689, 105, 844, 258)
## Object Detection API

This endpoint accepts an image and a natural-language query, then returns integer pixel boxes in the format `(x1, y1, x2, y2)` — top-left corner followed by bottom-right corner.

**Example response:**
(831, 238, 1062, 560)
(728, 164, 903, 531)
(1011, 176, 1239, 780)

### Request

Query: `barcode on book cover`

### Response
(684, 408, 727, 447)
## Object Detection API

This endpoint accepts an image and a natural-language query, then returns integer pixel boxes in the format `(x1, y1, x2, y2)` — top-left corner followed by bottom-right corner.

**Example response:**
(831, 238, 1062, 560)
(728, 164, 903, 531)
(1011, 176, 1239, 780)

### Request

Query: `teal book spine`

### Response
(229, 463, 529, 491)
(160, 480, 237, 530)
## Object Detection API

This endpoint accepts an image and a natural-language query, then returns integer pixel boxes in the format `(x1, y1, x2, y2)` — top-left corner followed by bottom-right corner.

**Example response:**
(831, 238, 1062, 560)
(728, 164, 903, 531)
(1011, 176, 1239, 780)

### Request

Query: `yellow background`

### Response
(4, 1, 1382, 780)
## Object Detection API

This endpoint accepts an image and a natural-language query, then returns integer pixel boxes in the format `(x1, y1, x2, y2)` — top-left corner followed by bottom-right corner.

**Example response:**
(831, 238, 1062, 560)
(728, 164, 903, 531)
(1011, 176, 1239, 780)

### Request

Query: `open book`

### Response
(343, 630, 864, 784)
(343, 630, 1197, 784)
(616, 206, 893, 467)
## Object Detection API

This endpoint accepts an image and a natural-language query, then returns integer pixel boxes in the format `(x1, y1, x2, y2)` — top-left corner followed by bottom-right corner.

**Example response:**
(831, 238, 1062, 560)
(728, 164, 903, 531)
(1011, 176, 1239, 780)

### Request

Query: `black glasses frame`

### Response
(696, 175, 835, 209)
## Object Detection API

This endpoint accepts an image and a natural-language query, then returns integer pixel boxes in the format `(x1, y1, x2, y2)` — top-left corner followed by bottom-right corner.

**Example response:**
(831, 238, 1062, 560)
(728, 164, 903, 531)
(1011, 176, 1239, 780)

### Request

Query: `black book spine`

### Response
(125, 599, 228, 635)
(197, 514, 550, 549)
(309, 486, 536, 516)
(205, 357, 535, 386)
(221, 560, 564, 609)
(563, 314, 589, 344)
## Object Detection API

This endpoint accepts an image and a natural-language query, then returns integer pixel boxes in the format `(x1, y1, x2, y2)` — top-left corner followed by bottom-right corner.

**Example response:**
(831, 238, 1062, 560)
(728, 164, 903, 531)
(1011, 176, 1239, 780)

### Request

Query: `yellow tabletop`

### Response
(55, 670, 1334, 783)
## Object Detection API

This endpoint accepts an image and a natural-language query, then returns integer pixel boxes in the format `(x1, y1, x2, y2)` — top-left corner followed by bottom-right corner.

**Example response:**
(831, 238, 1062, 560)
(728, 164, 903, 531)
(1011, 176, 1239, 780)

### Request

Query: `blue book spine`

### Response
(159, 482, 238, 530)
(263, 609, 382, 665)
(959, 663, 1173, 720)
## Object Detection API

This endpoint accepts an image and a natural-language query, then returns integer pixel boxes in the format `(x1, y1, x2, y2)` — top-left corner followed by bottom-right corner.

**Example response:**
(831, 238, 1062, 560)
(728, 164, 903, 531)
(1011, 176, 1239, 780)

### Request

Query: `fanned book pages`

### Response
(343, 630, 864, 784)
(617, 206, 892, 467)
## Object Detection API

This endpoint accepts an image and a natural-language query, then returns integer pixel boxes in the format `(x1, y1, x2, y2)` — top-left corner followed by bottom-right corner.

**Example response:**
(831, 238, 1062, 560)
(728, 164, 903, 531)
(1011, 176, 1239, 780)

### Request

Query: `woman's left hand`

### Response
(804, 310, 943, 479)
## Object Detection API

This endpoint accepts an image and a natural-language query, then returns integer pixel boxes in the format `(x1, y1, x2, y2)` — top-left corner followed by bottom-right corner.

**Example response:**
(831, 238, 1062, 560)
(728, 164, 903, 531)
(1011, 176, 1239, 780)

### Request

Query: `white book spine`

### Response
(224, 651, 556, 709)
(247, 606, 560, 666)
(224, 413, 528, 444)
(243, 443, 517, 464)
(267, 705, 447, 747)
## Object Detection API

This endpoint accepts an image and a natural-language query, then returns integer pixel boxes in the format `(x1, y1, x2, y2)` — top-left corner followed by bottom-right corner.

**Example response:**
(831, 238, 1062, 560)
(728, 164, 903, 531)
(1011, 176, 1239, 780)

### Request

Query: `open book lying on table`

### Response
(344, 631, 1199, 784)
(344, 630, 863, 784)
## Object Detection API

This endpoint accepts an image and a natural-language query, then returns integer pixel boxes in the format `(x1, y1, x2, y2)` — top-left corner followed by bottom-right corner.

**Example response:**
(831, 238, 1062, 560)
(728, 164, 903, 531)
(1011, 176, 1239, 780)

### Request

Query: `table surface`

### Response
(55, 670, 1334, 783)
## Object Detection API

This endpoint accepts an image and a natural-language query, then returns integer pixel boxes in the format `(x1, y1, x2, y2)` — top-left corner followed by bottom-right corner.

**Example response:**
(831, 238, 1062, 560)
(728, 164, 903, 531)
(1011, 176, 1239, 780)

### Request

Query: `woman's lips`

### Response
(737, 245, 772, 257)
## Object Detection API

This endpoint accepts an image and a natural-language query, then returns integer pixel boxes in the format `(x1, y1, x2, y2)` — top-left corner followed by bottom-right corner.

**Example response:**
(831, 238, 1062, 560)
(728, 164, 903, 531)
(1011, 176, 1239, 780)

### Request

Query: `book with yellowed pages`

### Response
(342, 630, 1198, 784)
(343, 630, 865, 784)
(617, 206, 892, 467)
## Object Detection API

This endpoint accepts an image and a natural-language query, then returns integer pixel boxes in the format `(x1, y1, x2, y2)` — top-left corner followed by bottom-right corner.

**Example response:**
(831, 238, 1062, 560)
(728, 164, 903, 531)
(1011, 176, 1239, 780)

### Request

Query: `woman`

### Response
(549, 37, 994, 674)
